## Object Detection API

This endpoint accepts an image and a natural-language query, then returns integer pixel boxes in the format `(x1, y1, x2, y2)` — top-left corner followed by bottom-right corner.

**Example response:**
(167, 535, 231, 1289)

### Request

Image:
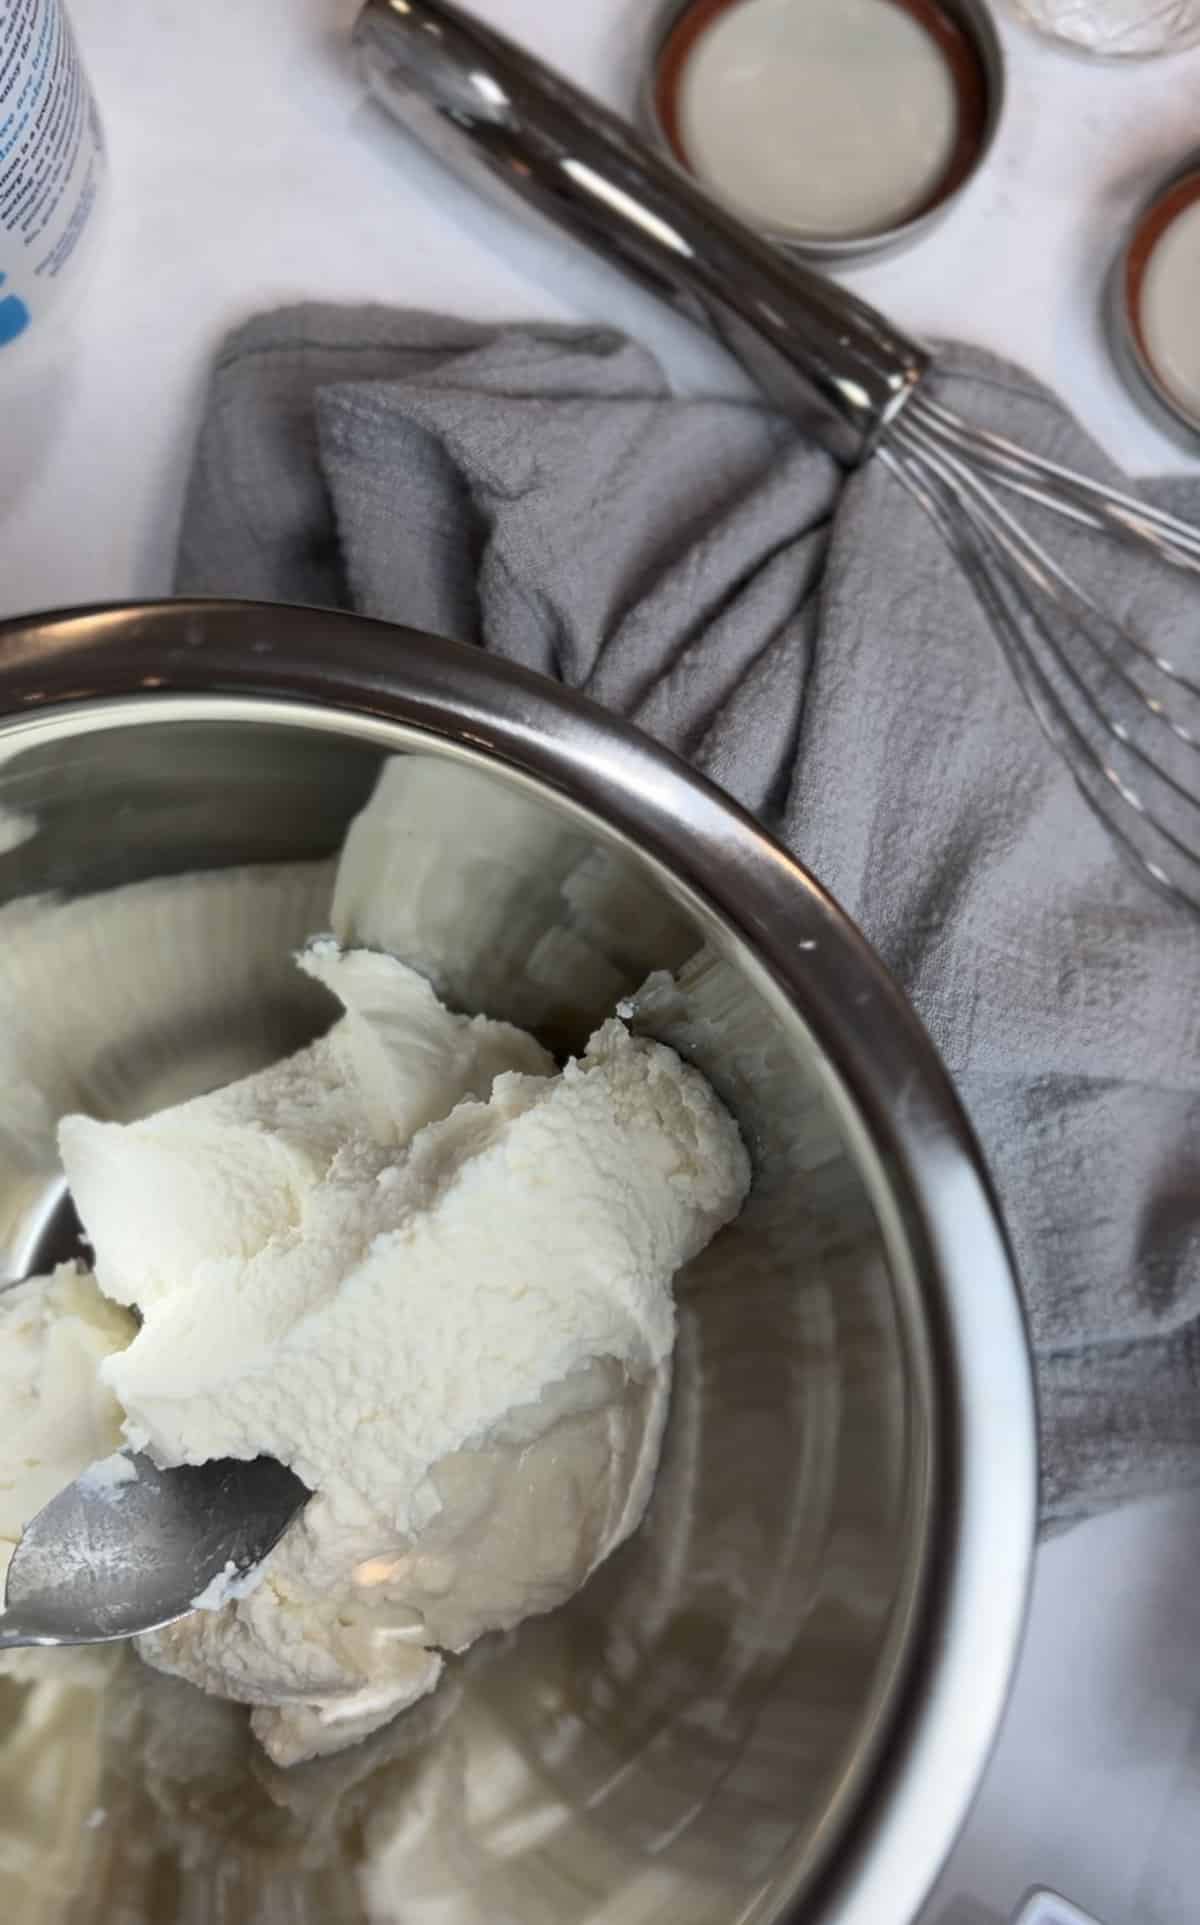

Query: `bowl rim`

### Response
(0, 596, 1036, 1925)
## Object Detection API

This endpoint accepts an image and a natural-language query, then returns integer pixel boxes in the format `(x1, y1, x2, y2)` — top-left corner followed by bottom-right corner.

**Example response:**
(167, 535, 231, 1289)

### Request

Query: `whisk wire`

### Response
(904, 394, 1200, 574)
(948, 482, 1200, 875)
(880, 418, 1200, 913)
(892, 412, 1200, 735)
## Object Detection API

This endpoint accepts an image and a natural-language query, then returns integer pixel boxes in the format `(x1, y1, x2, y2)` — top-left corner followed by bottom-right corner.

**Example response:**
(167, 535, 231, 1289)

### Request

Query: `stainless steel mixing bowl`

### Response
(0, 600, 1035, 1925)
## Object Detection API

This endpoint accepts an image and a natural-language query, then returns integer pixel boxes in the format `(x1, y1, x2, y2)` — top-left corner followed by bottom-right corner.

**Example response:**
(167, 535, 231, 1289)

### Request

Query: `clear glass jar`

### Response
(1010, 0, 1200, 54)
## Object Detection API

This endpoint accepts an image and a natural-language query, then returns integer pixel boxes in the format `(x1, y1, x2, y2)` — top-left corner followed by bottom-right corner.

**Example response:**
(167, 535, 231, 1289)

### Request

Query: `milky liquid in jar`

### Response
(653, 0, 987, 245)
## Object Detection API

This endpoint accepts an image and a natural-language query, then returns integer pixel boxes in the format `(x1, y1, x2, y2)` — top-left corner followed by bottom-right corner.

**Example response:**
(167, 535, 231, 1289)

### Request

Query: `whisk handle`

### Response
(353, 0, 929, 466)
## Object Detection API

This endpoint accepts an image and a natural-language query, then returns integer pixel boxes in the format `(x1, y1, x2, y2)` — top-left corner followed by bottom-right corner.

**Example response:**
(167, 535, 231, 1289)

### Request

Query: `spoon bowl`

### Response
(0, 1452, 309, 1648)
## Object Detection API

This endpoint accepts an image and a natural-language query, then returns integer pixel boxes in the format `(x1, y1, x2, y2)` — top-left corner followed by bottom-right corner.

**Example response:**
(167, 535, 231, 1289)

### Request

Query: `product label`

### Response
(0, 0, 103, 341)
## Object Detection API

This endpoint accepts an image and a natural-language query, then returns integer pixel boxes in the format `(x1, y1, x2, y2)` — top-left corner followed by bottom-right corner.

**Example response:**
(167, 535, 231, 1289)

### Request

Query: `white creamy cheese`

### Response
(59, 943, 554, 1315)
(0, 1264, 137, 1599)
(56, 947, 749, 1765)
(0, 1264, 137, 1683)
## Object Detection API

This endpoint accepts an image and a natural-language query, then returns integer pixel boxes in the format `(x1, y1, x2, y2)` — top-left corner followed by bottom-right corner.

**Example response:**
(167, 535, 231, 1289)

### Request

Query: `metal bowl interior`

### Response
(0, 602, 1034, 1925)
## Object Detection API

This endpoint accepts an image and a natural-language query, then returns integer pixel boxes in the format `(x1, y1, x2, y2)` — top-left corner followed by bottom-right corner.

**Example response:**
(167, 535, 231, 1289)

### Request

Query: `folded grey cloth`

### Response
(176, 303, 1200, 1535)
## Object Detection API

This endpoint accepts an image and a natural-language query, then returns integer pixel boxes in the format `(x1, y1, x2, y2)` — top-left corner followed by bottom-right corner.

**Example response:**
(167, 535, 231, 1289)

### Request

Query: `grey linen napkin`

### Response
(176, 303, 1200, 1535)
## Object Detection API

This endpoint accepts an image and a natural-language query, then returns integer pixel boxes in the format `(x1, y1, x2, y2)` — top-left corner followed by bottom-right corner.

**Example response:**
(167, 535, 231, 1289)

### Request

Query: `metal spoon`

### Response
(0, 1452, 309, 1648)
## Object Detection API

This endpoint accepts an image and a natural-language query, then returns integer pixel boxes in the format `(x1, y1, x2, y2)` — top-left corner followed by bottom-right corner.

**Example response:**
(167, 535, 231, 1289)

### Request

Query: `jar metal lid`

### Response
(1109, 152, 1200, 448)
(638, 0, 1005, 263)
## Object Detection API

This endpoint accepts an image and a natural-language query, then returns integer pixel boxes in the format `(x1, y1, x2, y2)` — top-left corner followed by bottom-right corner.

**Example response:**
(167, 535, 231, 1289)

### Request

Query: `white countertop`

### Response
(4, 4, 1200, 1922)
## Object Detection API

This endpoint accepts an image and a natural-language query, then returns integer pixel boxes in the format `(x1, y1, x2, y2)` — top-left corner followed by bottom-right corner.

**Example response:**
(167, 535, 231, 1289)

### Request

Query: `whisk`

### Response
(882, 394, 1200, 906)
(355, 0, 1200, 912)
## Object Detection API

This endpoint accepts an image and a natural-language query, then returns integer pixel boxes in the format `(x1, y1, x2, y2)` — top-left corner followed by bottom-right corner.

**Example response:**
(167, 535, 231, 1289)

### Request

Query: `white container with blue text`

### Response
(0, 0, 104, 356)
